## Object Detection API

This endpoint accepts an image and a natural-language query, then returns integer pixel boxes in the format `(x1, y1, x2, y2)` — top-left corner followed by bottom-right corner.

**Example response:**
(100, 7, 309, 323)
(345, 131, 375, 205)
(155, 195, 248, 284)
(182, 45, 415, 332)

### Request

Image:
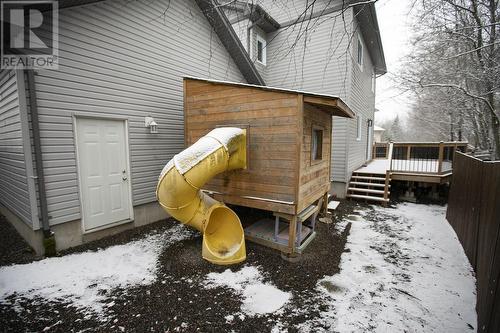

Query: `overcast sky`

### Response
(374, 0, 414, 125)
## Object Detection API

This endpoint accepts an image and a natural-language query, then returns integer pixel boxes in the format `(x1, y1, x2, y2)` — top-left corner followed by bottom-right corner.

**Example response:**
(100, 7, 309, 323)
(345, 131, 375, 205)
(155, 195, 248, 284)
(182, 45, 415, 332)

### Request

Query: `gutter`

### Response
(26, 70, 55, 253)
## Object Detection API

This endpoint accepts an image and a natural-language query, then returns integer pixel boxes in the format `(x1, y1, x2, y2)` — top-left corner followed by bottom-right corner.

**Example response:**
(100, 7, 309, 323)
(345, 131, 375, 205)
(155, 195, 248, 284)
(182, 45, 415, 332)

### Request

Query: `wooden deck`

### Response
(367, 141, 467, 183)
(348, 142, 468, 203)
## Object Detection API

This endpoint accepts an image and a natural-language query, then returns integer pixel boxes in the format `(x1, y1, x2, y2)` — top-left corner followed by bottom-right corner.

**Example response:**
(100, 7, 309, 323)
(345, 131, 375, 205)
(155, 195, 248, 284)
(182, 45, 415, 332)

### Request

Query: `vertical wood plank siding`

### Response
(184, 80, 299, 206)
(0, 70, 32, 225)
(297, 104, 332, 212)
(33, 0, 245, 226)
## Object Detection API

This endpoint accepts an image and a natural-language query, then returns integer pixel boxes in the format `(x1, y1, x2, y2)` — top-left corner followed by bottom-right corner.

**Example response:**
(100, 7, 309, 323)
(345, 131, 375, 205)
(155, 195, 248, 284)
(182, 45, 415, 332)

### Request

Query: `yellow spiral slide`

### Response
(156, 127, 247, 265)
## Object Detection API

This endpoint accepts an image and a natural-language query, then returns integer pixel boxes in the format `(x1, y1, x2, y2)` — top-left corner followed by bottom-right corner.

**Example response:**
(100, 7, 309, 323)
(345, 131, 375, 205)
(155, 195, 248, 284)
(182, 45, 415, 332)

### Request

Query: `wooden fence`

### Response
(446, 152, 500, 332)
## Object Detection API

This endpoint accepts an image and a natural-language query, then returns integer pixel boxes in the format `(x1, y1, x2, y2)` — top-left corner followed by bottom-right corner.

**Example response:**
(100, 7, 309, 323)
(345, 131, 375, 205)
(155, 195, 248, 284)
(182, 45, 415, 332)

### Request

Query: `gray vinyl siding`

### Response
(263, 8, 352, 99)
(331, 117, 348, 181)
(0, 70, 32, 225)
(257, 0, 342, 25)
(345, 28, 376, 176)
(33, 0, 245, 226)
(231, 19, 250, 52)
(231, 21, 267, 81)
(261, 7, 354, 182)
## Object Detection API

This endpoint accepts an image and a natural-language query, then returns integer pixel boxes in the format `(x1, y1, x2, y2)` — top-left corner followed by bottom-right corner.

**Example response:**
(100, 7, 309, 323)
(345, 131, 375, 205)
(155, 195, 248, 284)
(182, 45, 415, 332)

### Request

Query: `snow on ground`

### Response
(302, 203, 477, 332)
(0, 224, 193, 318)
(356, 159, 390, 174)
(203, 266, 291, 316)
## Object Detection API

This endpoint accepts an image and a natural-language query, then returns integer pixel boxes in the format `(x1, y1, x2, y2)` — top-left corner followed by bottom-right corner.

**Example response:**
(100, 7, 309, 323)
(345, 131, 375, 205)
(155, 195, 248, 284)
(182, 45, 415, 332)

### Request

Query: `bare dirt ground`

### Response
(0, 214, 39, 266)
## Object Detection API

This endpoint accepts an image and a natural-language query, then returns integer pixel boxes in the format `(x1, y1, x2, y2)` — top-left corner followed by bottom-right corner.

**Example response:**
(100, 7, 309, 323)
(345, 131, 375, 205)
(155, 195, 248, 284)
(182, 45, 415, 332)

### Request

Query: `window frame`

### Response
(356, 115, 362, 141)
(256, 34, 267, 65)
(311, 124, 325, 164)
(215, 123, 251, 170)
(357, 36, 363, 70)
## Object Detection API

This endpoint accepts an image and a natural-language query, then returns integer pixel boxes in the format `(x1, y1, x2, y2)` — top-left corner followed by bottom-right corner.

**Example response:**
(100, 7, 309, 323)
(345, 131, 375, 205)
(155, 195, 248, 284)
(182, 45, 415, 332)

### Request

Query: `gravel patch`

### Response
(0, 200, 357, 332)
(0, 214, 39, 266)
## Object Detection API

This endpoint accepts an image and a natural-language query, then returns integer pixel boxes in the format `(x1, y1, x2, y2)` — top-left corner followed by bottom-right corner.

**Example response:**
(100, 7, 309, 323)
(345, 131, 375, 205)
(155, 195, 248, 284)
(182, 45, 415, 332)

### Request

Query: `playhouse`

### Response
(178, 77, 354, 257)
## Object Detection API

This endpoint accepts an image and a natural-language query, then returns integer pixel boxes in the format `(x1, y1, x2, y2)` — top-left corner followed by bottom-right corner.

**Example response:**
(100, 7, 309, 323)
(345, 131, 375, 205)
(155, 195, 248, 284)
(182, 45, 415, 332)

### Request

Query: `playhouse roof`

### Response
(184, 77, 355, 119)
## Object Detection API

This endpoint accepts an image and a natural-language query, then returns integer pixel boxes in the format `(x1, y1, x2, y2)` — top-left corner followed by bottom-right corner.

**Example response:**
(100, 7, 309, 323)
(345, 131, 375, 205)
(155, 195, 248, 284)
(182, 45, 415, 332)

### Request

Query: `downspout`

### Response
(26, 70, 55, 255)
(156, 127, 247, 265)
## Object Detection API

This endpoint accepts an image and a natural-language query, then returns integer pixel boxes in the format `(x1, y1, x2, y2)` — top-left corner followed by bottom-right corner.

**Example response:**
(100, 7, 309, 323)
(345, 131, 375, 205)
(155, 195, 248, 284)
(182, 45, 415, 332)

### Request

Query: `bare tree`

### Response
(400, 0, 500, 159)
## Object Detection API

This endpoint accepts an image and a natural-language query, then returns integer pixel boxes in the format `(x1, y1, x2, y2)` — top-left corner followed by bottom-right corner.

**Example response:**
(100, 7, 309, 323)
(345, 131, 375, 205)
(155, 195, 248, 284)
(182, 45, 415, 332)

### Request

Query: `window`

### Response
(256, 34, 266, 65)
(312, 127, 323, 161)
(357, 37, 363, 69)
(356, 115, 362, 141)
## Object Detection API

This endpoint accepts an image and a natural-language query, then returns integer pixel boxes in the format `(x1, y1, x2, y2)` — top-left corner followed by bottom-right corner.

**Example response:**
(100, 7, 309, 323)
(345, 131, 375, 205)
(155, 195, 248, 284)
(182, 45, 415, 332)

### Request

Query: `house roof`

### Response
(374, 126, 385, 131)
(229, 0, 386, 76)
(184, 76, 355, 119)
(194, 0, 265, 85)
(226, 2, 281, 33)
(353, 2, 387, 75)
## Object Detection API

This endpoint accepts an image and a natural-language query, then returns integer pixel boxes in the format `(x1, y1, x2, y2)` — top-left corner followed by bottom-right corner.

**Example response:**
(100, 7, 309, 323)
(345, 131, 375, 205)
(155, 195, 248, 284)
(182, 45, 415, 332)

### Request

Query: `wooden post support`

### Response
(406, 145, 411, 160)
(438, 141, 444, 174)
(322, 192, 328, 215)
(383, 170, 391, 206)
(288, 215, 298, 253)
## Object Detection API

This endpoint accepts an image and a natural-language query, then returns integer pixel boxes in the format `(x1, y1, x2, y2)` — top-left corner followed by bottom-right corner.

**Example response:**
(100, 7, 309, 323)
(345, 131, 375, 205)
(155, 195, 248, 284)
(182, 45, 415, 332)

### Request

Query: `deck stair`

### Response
(347, 171, 391, 204)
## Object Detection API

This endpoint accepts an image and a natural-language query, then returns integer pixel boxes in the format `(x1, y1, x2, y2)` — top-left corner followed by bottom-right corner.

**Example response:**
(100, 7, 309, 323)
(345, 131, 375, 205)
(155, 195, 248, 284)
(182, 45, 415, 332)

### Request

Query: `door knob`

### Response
(122, 170, 128, 181)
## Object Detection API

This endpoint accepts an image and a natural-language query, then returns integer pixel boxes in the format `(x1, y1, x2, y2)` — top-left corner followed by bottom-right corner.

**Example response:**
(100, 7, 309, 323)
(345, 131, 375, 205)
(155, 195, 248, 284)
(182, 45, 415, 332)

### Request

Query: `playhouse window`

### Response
(312, 128, 323, 160)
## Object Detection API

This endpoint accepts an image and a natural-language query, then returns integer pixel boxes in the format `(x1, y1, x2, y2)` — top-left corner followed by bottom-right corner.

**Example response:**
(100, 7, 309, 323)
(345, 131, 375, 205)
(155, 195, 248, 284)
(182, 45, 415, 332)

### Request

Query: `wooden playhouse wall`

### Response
(297, 103, 332, 213)
(183, 79, 300, 214)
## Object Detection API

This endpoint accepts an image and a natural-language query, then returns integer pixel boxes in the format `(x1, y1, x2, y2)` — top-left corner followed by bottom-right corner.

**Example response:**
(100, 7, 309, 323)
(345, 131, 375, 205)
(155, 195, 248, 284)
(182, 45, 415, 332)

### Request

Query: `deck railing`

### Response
(373, 142, 390, 159)
(388, 142, 468, 174)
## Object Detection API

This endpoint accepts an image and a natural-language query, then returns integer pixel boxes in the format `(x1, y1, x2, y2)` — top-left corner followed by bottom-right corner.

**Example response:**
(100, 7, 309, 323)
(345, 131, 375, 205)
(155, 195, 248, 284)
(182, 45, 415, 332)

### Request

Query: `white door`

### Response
(76, 118, 132, 231)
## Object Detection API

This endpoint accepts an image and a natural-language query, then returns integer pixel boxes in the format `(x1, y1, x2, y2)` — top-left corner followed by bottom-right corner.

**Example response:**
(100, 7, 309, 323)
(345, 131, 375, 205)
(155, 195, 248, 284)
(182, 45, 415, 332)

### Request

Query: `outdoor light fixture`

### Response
(145, 116, 158, 134)
(367, 119, 373, 127)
